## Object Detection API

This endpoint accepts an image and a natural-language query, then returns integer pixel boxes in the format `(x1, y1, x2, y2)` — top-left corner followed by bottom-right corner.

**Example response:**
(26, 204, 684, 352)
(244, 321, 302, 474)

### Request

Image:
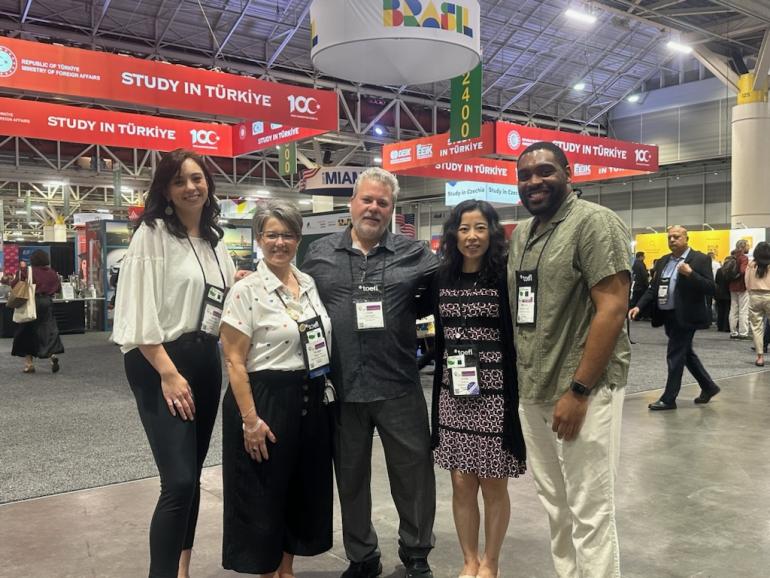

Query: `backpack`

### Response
(721, 255, 741, 282)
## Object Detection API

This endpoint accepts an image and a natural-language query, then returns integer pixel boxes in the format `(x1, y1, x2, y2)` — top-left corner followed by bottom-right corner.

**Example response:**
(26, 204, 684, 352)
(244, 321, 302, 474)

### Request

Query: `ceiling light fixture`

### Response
(627, 94, 641, 103)
(573, 82, 586, 91)
(299, 200, 312, 205)
(565, 8, 596, 24)
(666, 40, 692, 54)
(373, 156, 383, 164)
(374, 126, 385, 136)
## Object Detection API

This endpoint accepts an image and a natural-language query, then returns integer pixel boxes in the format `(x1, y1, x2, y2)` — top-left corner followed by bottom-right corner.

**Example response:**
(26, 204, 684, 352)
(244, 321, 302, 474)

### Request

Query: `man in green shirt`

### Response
(508, 142, 631, 578)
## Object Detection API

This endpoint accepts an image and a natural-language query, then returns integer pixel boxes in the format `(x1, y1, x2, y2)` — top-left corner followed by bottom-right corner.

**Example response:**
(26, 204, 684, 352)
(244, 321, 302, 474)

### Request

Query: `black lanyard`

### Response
(348, 250, 387, 287)
(187, 236, 226, 290)
(453, 273, 480, 333)
(517, 221, 560, 274)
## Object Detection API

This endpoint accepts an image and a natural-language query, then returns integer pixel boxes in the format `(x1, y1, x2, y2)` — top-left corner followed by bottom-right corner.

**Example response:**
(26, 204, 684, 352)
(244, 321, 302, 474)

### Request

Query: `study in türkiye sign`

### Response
(450, 63, 481, 142)
(0, 36, 338, 131)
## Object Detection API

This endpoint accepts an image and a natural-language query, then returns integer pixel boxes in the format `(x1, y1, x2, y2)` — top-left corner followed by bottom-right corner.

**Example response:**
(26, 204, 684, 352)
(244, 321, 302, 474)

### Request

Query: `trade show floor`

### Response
(0, 324, 766, 503)
(2, 370, 770, 577)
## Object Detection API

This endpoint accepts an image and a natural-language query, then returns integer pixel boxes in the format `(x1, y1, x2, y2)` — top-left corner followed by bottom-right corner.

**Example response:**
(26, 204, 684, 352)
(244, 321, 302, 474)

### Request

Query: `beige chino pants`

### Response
(748, 291, 770, 355)
(519, 386, 624, 578)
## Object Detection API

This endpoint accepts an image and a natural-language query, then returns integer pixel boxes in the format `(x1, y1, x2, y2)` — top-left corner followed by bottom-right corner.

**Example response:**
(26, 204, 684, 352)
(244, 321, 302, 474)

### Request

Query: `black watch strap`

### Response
(570, 380, 592, 397)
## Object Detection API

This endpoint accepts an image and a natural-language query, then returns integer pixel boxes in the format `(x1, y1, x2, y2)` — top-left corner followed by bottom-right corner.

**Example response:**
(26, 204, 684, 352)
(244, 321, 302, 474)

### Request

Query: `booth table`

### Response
(0, 298, 104, 337)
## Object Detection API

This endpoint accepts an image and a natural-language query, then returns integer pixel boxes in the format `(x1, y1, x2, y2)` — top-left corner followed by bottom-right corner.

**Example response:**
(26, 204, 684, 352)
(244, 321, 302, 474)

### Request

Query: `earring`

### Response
(164, 204, 174, 216)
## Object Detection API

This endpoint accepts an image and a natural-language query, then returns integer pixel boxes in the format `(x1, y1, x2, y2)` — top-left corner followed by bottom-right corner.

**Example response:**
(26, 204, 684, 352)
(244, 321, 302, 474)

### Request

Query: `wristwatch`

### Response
(570, 380, 592, 397)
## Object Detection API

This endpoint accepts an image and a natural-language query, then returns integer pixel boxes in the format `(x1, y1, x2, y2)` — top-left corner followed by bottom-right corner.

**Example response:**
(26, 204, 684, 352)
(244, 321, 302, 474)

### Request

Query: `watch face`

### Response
(0, 46, 18, 78)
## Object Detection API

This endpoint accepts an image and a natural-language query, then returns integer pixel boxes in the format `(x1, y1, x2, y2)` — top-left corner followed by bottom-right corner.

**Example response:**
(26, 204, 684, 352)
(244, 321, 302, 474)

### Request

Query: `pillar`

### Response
(731, 73, 770, 228)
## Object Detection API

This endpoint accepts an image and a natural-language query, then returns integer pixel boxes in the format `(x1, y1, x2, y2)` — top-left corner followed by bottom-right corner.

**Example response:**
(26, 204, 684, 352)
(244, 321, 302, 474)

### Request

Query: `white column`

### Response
(731, 73, 770, 228)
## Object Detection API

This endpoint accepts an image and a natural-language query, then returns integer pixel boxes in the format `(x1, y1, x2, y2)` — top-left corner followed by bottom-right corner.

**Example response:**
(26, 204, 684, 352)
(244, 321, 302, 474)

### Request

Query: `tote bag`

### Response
(7, 272, 29, 308)
(12, 266, 37, 323)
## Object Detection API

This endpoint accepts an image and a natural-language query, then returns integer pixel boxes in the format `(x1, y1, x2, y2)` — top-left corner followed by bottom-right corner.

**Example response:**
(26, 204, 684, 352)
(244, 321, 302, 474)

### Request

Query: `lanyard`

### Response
(187, 236, 226, 290)
(348, 250, 387, 287)
(274, 285, 320, 322)
(517, 221, 560, 274)
(453, 273, 480, 333)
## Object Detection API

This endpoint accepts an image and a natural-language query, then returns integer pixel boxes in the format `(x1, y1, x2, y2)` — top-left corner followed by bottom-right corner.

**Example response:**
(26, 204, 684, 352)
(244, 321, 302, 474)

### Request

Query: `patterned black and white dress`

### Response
(431, 270, 526, 478)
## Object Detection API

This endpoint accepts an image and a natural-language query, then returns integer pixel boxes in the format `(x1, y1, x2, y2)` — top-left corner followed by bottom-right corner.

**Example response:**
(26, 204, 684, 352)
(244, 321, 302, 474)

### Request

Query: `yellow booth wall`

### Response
(635, 230, 731, 269)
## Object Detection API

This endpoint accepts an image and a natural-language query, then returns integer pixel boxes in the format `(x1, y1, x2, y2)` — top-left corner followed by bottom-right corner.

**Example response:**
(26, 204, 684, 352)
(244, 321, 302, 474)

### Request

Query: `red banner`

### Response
(571, 164, 650, 183)
(0, 97, 233, 156)
(233, 121, 325, 156)
(0, 36, 338, 131)
(495, 121, 658, 172)
(402, 157, 516, 184)
(383, 123, 495, 171)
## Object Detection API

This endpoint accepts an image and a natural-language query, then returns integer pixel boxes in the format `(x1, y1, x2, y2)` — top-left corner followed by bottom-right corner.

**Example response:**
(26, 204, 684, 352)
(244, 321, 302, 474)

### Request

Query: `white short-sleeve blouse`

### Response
(112, 219, 236, 353)
(221, 259, 332, 373)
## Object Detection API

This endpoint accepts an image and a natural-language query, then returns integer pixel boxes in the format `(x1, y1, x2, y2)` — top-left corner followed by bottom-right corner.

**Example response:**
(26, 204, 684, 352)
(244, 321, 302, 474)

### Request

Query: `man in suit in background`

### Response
(629, 225, 720, 410)
(630, 251, 650, 318)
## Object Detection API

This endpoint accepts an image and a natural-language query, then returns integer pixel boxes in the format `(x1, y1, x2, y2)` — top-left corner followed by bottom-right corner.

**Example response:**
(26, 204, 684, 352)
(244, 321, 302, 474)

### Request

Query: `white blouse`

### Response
(221, 259, 332, 373)
(112, 219, 236, 353)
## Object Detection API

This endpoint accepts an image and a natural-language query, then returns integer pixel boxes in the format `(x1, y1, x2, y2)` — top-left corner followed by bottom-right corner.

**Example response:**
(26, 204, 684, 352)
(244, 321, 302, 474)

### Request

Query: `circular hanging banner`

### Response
(310, 0, 481, 85)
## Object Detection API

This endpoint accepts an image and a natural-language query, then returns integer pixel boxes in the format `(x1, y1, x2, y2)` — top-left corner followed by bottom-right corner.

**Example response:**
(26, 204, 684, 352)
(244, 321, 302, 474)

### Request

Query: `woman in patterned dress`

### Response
(431, 199, 526, 578)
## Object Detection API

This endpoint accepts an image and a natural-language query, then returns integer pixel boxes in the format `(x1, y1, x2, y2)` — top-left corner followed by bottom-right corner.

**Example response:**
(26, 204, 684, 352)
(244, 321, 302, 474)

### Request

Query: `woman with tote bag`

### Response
(11, 250, 64, 373)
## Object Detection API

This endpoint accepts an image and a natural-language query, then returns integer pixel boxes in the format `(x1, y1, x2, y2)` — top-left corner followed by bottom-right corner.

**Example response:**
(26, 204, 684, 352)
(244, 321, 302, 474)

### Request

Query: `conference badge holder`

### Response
(353, 283, 385, 331)
(197, 284, 227, 336)
(446, 344, 480, 397)
(298, 315, 331, 379)
(657, 277, 671, 307)
(516, 270, 538, 326)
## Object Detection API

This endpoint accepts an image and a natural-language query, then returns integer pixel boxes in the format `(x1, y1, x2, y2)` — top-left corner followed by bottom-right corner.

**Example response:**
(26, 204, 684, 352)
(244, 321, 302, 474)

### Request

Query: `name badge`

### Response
(198, 283, 227, 336)
(516, 269, 538, 326)
(447, 344, 480, 397)
(657, 277, 671, 307)
(353, 283, 385, 331)
(298, 316, 331, 378)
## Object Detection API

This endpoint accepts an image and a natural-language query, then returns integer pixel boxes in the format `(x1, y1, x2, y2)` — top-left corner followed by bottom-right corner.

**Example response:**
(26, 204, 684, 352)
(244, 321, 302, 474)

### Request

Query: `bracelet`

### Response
(242, 418, 263, 434)
(241, 406, 256, 419)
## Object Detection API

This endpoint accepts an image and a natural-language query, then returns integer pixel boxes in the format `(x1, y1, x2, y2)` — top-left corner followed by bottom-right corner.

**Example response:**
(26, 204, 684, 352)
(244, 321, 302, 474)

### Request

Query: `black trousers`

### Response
(716, 298, 731, 332)
(661, 312, 718, 405)
(124, 333, 222, 578)
(335, 387, 436, 564)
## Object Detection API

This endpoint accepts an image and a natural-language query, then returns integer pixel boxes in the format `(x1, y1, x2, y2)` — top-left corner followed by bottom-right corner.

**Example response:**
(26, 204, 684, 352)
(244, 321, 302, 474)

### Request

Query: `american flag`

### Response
(395, 213, 416, 238)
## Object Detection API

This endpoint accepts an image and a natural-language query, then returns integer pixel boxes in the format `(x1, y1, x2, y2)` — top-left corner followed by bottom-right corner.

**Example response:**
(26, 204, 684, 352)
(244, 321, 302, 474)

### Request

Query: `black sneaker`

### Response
(398, 549, 433, 578)
(341, 557, 382, 578)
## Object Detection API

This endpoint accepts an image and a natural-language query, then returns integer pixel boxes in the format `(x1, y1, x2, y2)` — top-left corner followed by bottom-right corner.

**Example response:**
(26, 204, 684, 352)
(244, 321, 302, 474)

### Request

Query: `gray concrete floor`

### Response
(2, 371, 770, 577)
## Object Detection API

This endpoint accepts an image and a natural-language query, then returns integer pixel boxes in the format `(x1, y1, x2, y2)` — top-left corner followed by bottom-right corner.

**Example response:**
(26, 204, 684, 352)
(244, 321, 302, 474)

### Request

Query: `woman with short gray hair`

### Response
(220, 199, 334, 576)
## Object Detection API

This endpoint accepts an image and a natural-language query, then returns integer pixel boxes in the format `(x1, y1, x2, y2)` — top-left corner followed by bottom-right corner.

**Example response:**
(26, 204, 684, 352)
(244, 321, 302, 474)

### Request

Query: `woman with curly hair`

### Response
(430, 199, 526, 578)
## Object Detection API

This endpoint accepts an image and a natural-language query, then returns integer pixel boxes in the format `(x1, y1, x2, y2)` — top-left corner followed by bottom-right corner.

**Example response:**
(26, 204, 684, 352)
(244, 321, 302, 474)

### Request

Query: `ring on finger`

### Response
(173, 399, 182, 406)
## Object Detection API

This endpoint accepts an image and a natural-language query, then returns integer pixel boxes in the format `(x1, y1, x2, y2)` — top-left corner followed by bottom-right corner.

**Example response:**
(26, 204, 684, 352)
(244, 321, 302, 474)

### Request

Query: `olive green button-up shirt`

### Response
(507, 193, 632, 403)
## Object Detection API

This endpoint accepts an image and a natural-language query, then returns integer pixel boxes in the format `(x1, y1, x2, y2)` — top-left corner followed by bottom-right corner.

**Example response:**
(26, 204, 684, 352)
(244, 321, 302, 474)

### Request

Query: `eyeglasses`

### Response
(260, 232, 299, 242)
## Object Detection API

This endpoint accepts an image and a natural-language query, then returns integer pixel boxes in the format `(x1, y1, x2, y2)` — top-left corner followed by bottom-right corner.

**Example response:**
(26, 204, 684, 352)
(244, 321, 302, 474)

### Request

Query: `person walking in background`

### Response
(219, 200, 334, 577)
(708, 252, 720, 323)
(302, 167, 438, 578)
(509, 142, 630, 578)
(630, 251, 649, 310)
(714, 257, 732, 333)
(11, 251, 64, 373)
(431, 200, 526, 578)
(745, 241, 770, 367)
(728, 240, 750, 339)
(112, 149, 237, 578)
(630, 226, 720, 410)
